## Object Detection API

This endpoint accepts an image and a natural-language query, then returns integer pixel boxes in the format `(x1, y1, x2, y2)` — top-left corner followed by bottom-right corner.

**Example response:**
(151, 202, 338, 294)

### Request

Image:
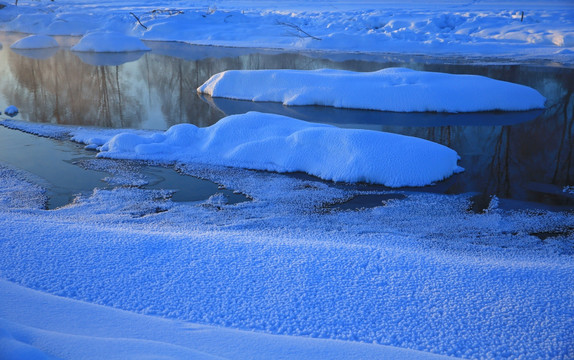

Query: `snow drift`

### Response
(95, 112, 462, 187)
(10, 35, 58, 49)
(198, 68, 546, 113)
(0, 279, 451, 360)
(71, 31, 150, 52)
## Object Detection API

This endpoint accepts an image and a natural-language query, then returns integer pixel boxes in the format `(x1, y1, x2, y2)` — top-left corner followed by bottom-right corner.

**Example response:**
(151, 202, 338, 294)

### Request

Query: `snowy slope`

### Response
(2, 280, 456, 360)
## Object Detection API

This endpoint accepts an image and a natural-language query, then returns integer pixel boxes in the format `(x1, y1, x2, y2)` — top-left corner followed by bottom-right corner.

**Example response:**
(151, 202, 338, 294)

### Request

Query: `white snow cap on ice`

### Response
(198, 68, 546, 113)
(71, 31, 150, 52)
(3, 106, 19, 117)
(10, 35, 58, 49)
(96, 112, 462, 187)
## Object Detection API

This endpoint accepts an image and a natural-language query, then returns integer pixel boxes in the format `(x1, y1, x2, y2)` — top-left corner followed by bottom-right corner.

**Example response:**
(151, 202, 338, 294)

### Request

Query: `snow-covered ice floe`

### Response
(88, 112, 462, 187)
(10, 34, 58, 49)
(71, 31, 150, 52)
(198, 68, 546, 113)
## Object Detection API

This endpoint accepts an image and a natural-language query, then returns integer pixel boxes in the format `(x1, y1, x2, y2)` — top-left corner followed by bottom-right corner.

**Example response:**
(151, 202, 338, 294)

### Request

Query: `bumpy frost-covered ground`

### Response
(0, 1, 574, 359)
(0, 0, 573, 63)
(0, 119, 573, 359)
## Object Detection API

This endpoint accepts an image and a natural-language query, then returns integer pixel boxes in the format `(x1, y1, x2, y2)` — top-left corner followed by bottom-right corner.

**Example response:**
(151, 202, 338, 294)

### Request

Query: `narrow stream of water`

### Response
(0, 126, 246, 209)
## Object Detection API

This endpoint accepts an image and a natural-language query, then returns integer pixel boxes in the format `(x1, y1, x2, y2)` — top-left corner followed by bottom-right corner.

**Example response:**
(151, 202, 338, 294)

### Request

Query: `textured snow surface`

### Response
(198, 68, 546, 112)
(9, 34, 58, 49)
(71, 31, 150, 52)
(0, 164, 46, 209)
(0, 1, 572, 62)
(0, 127, 572, 359)
(0, 1, 573, 358)
(89, 112, 462, 187)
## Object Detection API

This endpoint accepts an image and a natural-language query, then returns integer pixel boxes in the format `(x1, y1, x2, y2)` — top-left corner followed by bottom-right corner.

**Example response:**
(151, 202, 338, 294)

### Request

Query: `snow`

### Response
(198, 68, 546, 113)
(71, 31, 150, 53)
(1, 1, 574, 359)
(0, 119, 573, 359)
(9, 34, 58, 49)
(63, 112, 460, 187)
(0, 279, 452, 360)
(0, 0, 572, 63)
(2, 113, 462, 187)
(3, 105, 18, 117)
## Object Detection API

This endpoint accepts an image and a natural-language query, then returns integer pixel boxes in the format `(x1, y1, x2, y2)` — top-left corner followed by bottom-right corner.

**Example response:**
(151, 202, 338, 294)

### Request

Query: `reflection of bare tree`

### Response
(488, 126, 511, 198)
(3, 45, 573, 207)
(3, 50, 144, 128)
(552, 88, 573, 184)
(138, 51, 366, 129)
(139, 55, 214, 128)
(426, 126, 452, 147)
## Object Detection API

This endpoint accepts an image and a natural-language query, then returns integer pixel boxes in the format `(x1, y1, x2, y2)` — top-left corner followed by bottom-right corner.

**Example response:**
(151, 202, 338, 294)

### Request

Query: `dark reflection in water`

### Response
(11, 47, 59, 60)
(74, 51, 147, 66)
(1, 49, 145, 128)
(202, 96, 545, 127)
(0, 37, 572, 209)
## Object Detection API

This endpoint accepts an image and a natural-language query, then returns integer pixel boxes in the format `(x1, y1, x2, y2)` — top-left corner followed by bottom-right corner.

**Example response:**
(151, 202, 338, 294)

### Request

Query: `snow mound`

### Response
(198, 68, 546, 113)
(71, 31, 150, 53)
(3, 106, 19, 117)
(10, 35, 58, 49)
(96, 112, 462, 187)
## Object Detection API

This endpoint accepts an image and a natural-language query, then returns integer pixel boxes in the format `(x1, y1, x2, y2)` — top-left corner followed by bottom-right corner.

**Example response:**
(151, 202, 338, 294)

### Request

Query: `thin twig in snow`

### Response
(130, 12, 148, 30)
(276, 20, 321, 41)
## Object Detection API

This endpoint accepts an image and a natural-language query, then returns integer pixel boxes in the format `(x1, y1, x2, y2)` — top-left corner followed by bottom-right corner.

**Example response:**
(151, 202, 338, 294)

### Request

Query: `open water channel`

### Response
(0, 32, 572, 211)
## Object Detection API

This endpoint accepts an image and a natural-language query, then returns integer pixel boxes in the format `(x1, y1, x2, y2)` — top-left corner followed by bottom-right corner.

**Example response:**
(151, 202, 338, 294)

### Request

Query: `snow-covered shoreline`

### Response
(0, 0, 573, 64)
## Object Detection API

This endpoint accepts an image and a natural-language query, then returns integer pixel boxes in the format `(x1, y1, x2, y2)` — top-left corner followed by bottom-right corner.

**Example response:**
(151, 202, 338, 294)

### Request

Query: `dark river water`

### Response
(0, 32, 572, 210)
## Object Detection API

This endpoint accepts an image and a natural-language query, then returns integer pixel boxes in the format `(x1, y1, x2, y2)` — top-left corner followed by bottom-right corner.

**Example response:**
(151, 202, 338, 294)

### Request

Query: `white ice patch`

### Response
(95, 112, 462, 187)
(10, 35, 58, 49)
(71, 31, 150, 53)
(198, 68, 546, 113)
